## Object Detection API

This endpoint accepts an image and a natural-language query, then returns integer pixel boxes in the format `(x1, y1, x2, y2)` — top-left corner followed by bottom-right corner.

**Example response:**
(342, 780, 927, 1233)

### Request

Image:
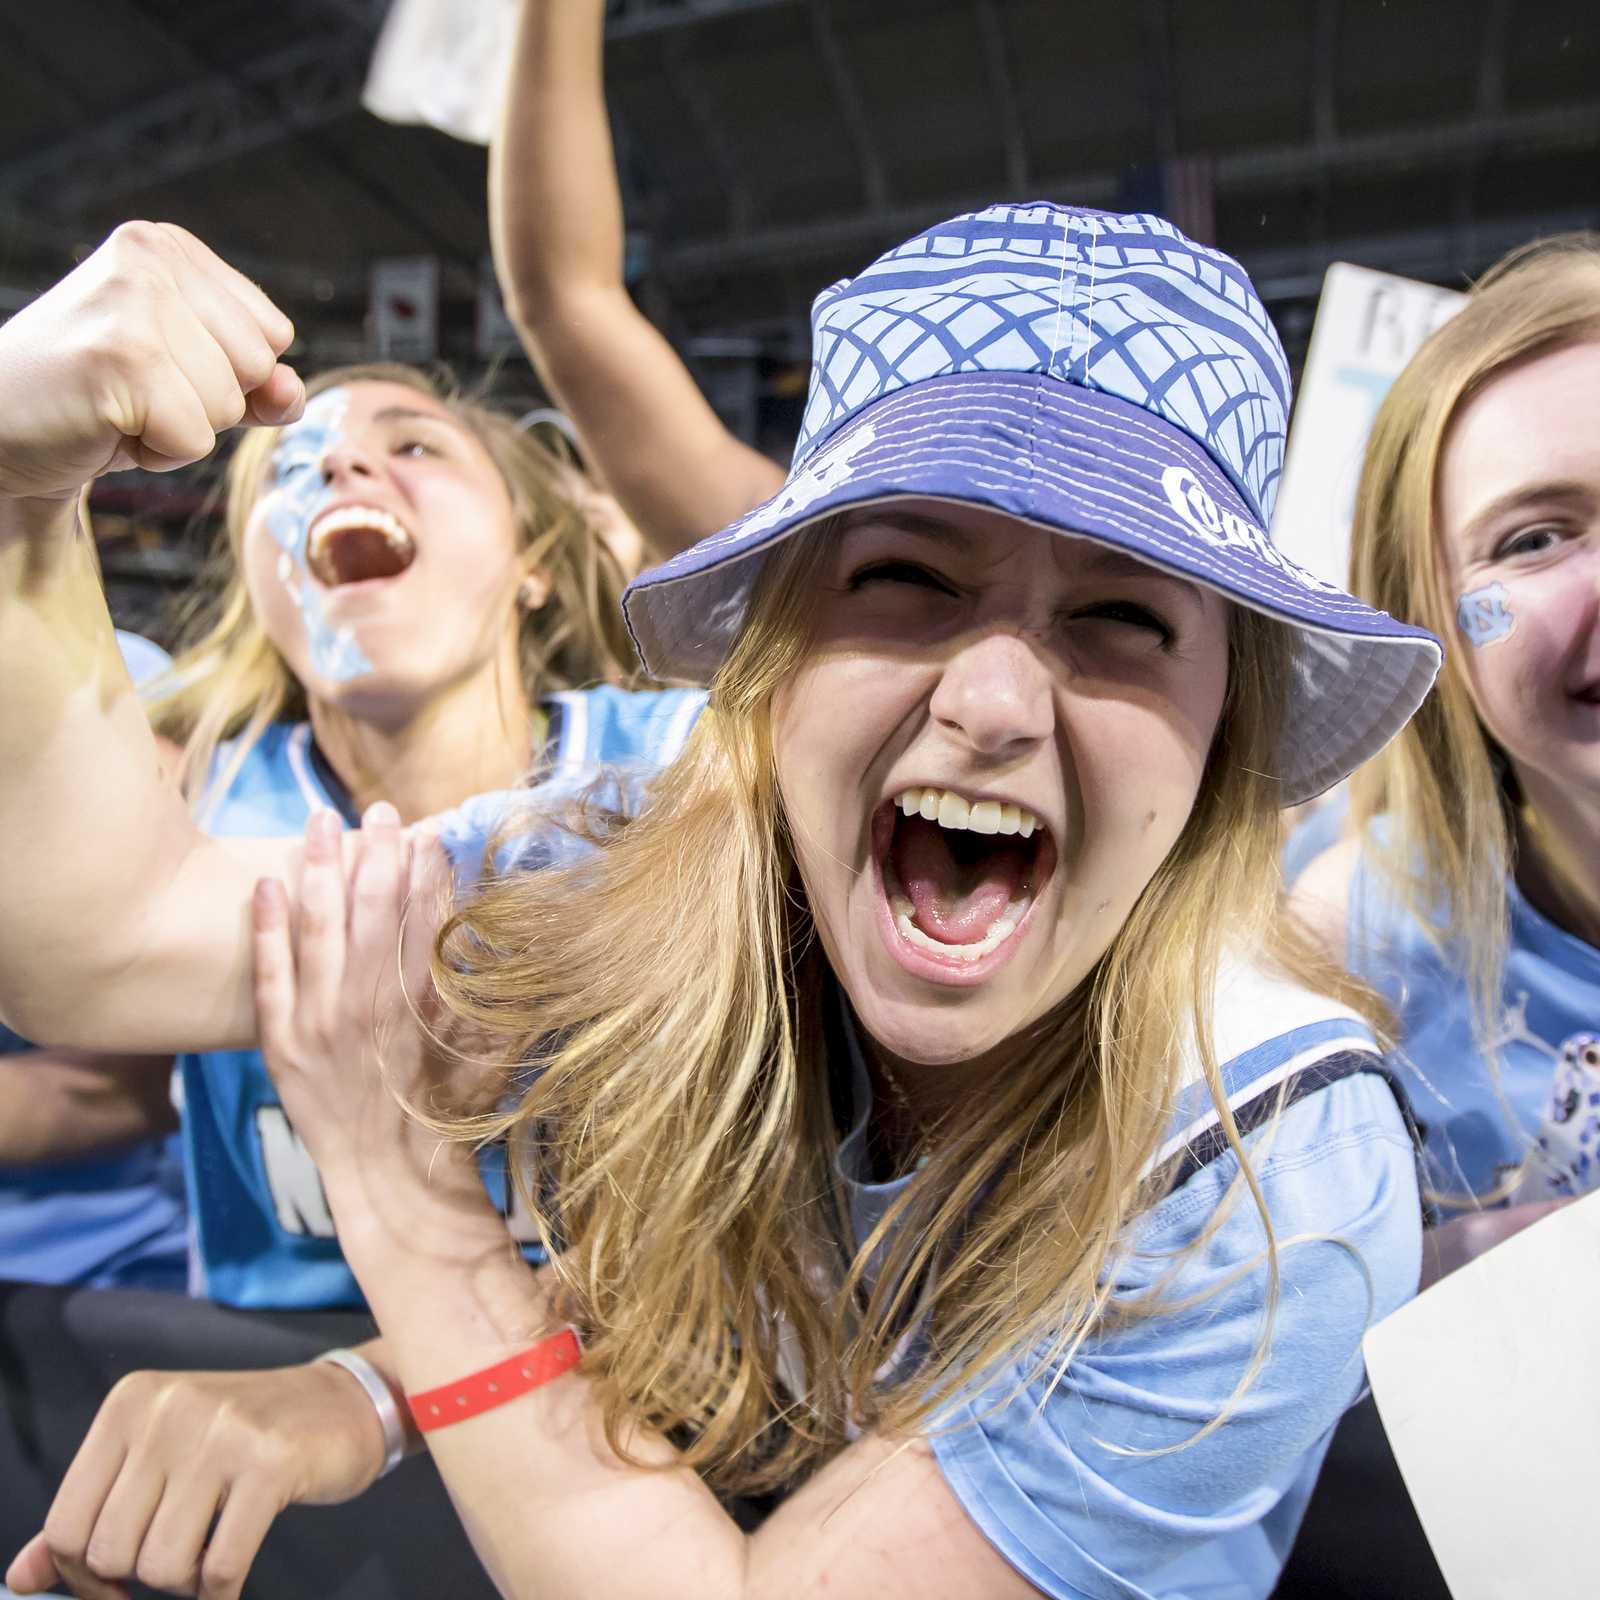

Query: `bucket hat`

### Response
(623, 201, 1440, 804)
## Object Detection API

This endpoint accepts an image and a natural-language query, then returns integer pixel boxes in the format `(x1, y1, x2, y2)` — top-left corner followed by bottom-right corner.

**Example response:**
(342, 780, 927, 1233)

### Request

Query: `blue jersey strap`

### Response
(1143, 961, 1422, 1192)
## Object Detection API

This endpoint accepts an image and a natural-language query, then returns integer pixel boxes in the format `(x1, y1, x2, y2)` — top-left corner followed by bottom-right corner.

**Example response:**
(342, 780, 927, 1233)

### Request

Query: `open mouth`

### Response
(306, 505, 417, 587)
(873, 786, 1056, 976)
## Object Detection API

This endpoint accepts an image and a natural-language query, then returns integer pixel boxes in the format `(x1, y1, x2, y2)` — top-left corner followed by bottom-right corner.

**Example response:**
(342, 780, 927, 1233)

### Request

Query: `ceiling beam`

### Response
(605, 0, 800, 40)
(1139, 0, 1179, 162)
(658, 31, 755, 235)
(0, 0, 795, 218)
(657, 99, 1600, 278)
(1312, 0, 1339, 153)
(973, 0, 1029, 195)
(0, 34, 374, 213)
(808, 0, 889, 212)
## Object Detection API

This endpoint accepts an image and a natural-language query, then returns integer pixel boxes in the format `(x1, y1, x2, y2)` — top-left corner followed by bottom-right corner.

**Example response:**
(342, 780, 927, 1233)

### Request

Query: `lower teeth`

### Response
(890, 892, 1027, 961)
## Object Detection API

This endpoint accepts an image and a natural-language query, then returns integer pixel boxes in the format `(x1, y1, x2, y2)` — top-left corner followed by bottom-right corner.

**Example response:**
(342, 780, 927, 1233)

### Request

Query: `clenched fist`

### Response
(0, 221, 304, 502)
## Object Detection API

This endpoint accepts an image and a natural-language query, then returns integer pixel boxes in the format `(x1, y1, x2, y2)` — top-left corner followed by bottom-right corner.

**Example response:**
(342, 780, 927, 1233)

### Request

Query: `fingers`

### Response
(65, 1462, 165, 1595)
(251, 874, 298, 1063)
(6, 1532, 66, 1596)
(198, 1478, 286, 1600)
(32, 1421, 128, 1598)
(103, 223, 302, 470)
(402, 831, 452, 1008)
(295, 807, 350, 1019)
(153, 223, 295, 354)
(245, 362, 306, 427)
(349, 802, 405, 1009)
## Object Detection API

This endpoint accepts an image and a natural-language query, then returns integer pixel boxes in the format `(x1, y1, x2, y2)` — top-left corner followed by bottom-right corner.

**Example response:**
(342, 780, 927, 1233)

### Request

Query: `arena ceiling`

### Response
(2, 0, 1598, 438)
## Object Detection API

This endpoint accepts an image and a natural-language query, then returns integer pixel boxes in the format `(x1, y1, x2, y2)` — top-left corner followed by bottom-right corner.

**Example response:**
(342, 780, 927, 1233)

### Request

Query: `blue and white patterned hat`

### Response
(623, 202, 1440, 804)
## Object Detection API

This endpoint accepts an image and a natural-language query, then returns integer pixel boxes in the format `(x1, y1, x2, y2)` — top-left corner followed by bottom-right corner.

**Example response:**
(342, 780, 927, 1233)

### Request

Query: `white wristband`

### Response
(316, 1347, 408, 1479)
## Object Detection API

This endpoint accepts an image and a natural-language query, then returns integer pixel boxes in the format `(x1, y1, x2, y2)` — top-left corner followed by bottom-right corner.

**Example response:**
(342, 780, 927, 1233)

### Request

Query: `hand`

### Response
(5, 1360, 387, 1600)
(0, 221, 303, 502)
(1420, 1198, 1572, 1289)
(251, 803, 479, 1199)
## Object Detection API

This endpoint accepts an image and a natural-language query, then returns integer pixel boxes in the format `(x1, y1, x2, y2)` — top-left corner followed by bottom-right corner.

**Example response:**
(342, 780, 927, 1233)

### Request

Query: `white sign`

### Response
(362, 0, 517, 147)
(1365, 1191, 1600, 1599)
(369, 256, 440, 362)
(1272, 263, 1466, 588)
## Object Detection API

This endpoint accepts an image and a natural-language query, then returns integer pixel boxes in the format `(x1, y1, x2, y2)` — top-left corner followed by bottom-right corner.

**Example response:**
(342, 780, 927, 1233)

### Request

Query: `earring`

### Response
(517, 577, 548, 611)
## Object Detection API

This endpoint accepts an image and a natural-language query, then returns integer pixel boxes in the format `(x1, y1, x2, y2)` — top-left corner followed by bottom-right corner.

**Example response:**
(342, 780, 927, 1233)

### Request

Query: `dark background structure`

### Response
(2, 0, 1597, 633)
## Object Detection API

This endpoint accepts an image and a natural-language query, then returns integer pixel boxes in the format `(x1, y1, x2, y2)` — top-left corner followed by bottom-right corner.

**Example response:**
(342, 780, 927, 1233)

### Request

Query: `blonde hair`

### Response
(144, 364, 638, 808)
(432, 529, 1383, 1496)
(1348, 235, 1600, 1039)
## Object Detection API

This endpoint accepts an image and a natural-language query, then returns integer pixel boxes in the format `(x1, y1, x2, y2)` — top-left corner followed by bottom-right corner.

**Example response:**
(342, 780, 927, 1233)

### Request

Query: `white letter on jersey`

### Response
(256, 1107, 337, 1238)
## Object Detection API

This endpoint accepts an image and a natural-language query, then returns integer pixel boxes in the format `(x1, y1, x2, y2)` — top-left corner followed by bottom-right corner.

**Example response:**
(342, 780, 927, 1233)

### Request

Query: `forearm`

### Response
(491, 0, 621, 323)
(0, 1049, 177, 1162)
(489, 0, 783, 553)
(0, 499, 261, 1048)
(324, 1151, 749, 1600)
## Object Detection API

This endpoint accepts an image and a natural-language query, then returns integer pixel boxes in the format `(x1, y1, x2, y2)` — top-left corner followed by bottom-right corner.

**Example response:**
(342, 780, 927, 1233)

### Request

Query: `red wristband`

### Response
(407, 1326, 582, 1432)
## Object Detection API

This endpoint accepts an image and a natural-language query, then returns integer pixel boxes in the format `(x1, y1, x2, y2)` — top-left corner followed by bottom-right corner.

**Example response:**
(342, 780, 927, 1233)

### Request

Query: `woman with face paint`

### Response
(1293, 236, 1600, 1278)
(134, 359, 704, 1314)
(3, 207, 1441, 1599)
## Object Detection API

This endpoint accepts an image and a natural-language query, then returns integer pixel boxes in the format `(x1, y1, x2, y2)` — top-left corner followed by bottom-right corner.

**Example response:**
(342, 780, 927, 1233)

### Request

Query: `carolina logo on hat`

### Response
(1161, 465, 1340, 594)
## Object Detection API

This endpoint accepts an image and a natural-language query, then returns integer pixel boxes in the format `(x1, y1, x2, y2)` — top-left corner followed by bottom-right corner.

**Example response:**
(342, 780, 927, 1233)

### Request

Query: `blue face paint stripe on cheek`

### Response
(263, 387, 375, 683)
(1456, 581, 1516, 648)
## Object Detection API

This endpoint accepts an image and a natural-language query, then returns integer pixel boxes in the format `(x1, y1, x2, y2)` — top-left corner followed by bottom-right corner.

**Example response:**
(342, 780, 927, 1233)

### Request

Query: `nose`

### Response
(928, 629, 1055, 757)
(320, 438, 378, 485)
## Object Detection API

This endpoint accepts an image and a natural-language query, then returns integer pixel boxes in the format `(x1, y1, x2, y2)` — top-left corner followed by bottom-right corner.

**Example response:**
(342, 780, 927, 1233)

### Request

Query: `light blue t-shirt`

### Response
(835, 964, 1420, 1599)
(1333, 819, 1600, 1214)
(0, 631, 189, 1290)
(182, 686, 704, 1307)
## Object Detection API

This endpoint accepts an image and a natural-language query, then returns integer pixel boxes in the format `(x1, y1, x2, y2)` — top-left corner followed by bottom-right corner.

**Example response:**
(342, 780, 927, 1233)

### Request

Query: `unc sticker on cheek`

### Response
(264, 388, 374, 682)
(1456, 581, 1516, 649)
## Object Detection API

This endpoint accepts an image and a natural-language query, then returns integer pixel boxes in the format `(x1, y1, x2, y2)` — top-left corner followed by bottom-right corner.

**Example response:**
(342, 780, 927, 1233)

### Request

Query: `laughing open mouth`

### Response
(876, 786, 1056, 967)
(307, 505, 418, 587)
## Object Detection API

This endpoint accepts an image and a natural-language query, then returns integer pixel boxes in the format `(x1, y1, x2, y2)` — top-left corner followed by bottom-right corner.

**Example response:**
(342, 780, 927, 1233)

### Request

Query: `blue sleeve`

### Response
(930, 1072, 1421, 1600)
(113, 629, 173, 690)
(429, 780, 617, 887)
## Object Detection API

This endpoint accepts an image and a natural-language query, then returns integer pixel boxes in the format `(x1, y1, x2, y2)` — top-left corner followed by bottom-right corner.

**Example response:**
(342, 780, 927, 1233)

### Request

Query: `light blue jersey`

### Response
(1333, 818, 1600, 1214)
(183, 686, 704, 1307)
(838, 962, 1419, 1599)
(0, 632, 188, 1290)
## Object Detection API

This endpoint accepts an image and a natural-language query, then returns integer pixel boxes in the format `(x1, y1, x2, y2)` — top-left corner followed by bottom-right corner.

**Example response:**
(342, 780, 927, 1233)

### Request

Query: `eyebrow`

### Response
(1460, 481, 1593, 546)
(843, 511, 1207, 608)
(370, 405, 462, 431)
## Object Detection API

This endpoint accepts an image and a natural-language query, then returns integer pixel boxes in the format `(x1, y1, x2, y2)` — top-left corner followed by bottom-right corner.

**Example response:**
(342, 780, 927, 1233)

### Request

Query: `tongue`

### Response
(890, 814, 1029, 945)
(318, 527, 413, 586)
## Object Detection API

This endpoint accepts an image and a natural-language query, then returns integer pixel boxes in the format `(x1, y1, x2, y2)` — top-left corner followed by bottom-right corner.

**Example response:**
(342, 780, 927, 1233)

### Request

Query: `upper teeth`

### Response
(895, 787, 1038, 838)
(308, 504, 415, 562)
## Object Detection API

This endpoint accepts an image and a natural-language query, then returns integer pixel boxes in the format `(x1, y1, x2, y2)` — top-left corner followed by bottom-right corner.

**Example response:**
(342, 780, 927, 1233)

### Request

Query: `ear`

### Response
(517, 570, 552, 613)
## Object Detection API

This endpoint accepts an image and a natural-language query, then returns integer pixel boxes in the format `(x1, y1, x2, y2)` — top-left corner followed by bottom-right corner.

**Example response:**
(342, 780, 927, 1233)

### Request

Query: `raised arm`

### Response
(0, 223, 304, 1051)
(489, 0, 785, 555)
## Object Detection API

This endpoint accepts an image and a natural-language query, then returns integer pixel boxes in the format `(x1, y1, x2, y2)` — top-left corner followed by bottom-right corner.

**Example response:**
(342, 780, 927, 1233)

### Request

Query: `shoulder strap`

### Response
(1144, 957, 1423, 1189)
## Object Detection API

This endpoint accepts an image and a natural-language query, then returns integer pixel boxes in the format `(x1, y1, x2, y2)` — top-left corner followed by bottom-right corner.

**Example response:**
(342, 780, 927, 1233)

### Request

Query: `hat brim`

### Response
(623, 370, 1439, 806)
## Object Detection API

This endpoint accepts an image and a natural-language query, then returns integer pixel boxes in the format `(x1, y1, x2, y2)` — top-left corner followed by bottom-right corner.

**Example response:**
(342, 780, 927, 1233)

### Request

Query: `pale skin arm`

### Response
(489, 0, 785, 555)
(0, 1050, 176, 1163)
(0, 222, 308, 1052)
(256, 812, 1042, 1600)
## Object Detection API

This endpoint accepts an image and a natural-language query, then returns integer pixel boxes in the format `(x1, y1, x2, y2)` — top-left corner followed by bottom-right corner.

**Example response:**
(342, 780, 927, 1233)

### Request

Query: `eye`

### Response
(393, 438, 439, 460)
(846, 559, 957, 595)
(1071, 599, 1175, 646)
(1494, 524, 1567, 561)
(273, 453, 315, 481)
